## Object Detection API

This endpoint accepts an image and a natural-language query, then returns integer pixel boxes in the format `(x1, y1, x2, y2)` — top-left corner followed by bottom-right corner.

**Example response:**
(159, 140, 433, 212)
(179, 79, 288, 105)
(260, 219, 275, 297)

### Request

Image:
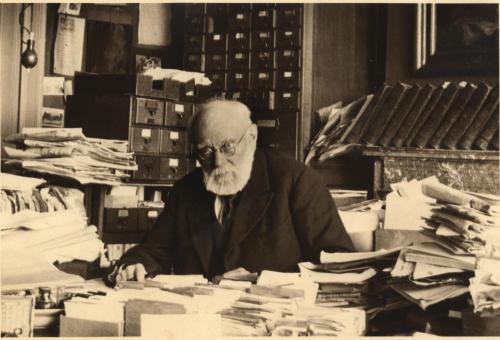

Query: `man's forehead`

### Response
(196, 101, 250, 142)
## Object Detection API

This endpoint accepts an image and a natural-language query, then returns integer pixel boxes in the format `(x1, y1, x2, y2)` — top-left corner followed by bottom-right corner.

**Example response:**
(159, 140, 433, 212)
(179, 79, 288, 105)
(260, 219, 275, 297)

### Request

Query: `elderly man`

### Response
(110, 99, 353, 284)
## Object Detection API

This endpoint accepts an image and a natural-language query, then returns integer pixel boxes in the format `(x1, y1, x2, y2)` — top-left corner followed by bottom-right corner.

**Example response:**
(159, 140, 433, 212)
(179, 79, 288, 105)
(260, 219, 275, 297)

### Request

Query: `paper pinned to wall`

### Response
(138, 4, 171, 46)
(53, 15, 85, 76)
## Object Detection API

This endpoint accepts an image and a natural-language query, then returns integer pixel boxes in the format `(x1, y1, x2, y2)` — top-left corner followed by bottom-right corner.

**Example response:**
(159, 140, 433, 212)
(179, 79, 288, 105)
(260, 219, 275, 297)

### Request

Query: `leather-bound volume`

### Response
(363, 82, 412, 145)
(342, 84, 392, 144)
(458, 85, 499, 150)
(391, 84, 435, 148)
(338, 93, 376, 144)
(474, 103, 499, 150)
(442, 82, 493, 149)
(404, 82, 446, 147)
(429, 83, 477, 149)
(410, 82, 462, 148)
(378, 84, 421, 147)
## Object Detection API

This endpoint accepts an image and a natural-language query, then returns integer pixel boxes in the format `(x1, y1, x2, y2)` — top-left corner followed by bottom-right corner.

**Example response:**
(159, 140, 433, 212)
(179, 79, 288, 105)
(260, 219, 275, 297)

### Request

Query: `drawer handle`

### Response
(176, 112, 184, 119)
(171, 167, 178, 173)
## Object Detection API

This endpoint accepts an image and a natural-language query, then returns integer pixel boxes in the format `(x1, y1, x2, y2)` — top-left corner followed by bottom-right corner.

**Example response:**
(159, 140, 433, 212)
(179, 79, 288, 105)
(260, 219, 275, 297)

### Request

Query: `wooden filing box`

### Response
(228, 11, 252, 31)
(227, 31, 251, 51)
(104, 208, 139, 233)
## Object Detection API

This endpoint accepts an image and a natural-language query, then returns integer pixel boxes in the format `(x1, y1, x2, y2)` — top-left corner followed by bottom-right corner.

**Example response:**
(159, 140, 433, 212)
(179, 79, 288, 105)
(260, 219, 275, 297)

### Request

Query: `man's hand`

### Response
(116, 263, 147, 283)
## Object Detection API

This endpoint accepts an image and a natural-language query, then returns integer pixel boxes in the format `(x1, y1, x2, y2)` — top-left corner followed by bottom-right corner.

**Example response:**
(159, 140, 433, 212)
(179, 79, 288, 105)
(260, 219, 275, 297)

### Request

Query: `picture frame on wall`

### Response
(414, 3, 499, 76)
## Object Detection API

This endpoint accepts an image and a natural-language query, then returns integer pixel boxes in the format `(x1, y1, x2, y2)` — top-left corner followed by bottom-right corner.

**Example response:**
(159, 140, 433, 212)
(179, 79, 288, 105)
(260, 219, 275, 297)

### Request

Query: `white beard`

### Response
(203, 150, 254, 196)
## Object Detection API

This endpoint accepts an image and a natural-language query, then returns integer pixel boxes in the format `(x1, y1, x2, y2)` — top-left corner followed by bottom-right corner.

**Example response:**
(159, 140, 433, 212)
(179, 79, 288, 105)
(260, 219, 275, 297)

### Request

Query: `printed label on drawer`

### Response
(257, 119, 277, 128)
(283, 92, 292, 98)
(170, 131, 179, 140)
(169, 158, 179, 167)
(284, 71, 293, 78)
(285, 31, 293, 36)
(259, 32, 269, 38)
(235, 73, 243, 79)
(212, 54, 221, 61)
(174, 104, 184, 112)
(258, 72, 269, 79)
(141, 129, 152, 138)
(235, 32, 245, 39)
(147, 210, 159, 218)
(188, 55, 197, 61)
(259, 51, 270, 59)
(258, 10, 267, 16)
(213, 34, 221, 41)
(283, 50, 293, 57)
(235, 53, 243, 59)
(118, 209, 129, 217)
(284, 9, 295, 15)
(236, 13, 244, 19)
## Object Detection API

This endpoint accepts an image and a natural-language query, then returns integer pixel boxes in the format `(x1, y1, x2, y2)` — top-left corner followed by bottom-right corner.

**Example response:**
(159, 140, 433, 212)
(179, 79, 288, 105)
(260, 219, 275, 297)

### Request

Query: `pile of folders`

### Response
(306, 81, 499, 162)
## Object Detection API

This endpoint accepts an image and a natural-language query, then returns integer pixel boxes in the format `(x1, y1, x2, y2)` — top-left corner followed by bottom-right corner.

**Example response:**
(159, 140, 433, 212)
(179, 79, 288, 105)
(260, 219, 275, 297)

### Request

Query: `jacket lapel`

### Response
(226, 150, 274, 255)
(187, 172, 216, 276)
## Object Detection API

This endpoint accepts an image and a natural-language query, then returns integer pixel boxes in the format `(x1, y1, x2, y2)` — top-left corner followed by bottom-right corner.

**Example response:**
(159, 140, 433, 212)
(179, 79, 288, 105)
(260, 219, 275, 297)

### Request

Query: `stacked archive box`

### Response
(183, 3, 303, 159)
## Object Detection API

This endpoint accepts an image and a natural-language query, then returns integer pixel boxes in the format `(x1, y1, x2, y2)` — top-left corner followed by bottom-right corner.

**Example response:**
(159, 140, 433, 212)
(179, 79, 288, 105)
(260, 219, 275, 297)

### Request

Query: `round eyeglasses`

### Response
(195, 124, 252, 162)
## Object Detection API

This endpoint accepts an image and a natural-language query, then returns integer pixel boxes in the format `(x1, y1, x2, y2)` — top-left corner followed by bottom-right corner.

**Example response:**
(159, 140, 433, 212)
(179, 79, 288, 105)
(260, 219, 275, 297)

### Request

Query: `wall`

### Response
(385, 4, 498, 85)
(1, 4, 46, 138)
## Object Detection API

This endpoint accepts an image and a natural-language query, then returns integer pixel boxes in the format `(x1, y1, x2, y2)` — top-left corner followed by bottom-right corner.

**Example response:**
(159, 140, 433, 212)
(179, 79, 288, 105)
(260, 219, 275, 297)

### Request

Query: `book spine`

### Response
(428, 84, 477, 149)
(458, 86, 499, 150)
(339, 94, 377, 144)
(379, 84, 421, 147)
(355, 85, 393, 144)
(411, 83, 461, 148)
(441, 82, 492, 149)
(404, 84, 445, 147)
(344, 85, 392, 144)
(474, 104, 499, 150)
(363, 83, 411, 145)
(391, 85, 435, 148)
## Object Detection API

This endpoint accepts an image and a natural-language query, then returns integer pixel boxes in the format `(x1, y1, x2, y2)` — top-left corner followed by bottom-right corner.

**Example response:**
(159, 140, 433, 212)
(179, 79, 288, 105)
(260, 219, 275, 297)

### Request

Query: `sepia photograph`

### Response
(0, 1, 499, 338)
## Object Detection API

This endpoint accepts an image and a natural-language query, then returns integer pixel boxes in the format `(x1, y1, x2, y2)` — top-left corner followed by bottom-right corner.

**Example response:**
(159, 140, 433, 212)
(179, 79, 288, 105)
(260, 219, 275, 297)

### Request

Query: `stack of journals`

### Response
(329, 189, 368, 209)
(305, 81, 499, 163)
(3, 127, 137, 186)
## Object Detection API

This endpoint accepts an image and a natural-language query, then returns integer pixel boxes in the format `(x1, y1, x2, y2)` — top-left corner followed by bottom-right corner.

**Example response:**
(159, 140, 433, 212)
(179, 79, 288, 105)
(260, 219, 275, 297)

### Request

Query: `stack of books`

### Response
(305, 81, 499, 163)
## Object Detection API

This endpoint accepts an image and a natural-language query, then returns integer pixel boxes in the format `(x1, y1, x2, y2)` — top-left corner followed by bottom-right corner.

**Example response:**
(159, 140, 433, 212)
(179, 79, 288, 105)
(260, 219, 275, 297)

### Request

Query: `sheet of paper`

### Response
(150, 274, 208, 286)
(43, 76, 65, 95)
(384, 193, 435, 230)
(141, 313, 221, 339)
(0, 173, 45, 191)
(298, 263, 377, 284)
(53, 15, 85, 76)
(320, 247, 402, 264)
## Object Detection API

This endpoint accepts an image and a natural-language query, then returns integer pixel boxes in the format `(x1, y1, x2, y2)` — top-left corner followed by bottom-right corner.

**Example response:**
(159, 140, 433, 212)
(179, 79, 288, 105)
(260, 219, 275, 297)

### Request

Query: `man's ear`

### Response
(248, 124, 258, 141)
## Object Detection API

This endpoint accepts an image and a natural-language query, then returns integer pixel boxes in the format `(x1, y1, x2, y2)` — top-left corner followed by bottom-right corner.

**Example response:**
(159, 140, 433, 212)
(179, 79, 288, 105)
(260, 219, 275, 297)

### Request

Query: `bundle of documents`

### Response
(299, 248, 402, 312)
(389, 242, 475, 310)
(143, 67, 212, 85)
(469, 257, 500, 314)
(3, 128, 137, 186)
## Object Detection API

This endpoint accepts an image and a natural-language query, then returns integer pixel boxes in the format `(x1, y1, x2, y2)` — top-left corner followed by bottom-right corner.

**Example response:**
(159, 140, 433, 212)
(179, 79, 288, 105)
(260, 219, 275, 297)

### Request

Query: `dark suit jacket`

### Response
(119, 149, 354, 278)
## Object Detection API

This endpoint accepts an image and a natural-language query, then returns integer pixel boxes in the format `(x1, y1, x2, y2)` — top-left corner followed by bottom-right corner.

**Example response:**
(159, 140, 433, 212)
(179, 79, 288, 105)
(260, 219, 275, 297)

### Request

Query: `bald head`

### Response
(191, 99, 253, 145)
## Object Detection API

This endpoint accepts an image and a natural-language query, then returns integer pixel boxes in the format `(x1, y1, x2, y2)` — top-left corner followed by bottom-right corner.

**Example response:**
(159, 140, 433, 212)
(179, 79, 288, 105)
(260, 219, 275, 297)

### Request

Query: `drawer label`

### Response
(236, 13, 244, 20)
(285, 31, 293, 36)
(235, 73, 243, 79)
(118, 209, 129, 217)
(141, 129, 152, 138)
(170, 131, 179, 140)
(284, 71, 293, 78)
(258, 72, 269, 79)
(169, 158, 179, 167)
(235, 53, 243, 59)
(283, 92, 292, 98)
(174, 104, 184, 112)
(147, 210, 158, 218)
(257, 119, 277, 128)
(213, 34, 221, 41)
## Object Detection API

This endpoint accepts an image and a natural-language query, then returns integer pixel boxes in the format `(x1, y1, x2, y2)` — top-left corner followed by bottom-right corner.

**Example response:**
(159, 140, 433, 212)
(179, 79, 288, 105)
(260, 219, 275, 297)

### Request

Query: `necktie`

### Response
(219, 195, 234, 228)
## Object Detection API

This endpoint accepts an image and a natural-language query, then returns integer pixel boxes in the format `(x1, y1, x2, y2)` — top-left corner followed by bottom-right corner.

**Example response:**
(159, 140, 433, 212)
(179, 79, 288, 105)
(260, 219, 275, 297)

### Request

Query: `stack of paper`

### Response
(3, 128, 137, 186)
(419, 181, 500, 256)
(469, 257, 500, 314)
(299, 248, 402, 310)
(389, 242, 476, 310)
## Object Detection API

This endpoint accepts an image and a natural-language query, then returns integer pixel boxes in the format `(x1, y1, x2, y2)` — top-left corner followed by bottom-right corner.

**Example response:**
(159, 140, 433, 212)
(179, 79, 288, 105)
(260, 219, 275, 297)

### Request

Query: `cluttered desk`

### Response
(1, 131, 500, 337)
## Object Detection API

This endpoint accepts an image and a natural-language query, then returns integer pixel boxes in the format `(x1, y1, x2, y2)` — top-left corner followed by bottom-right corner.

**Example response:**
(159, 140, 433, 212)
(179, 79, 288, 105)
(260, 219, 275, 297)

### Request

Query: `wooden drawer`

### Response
(137, 208, 163, 232)
(183, 53, 204, 72)
(160, 157, 188, 181)
(227, 71, 250, 90)
(159, 128, 189, 155)
(205, 33, 227, 52)
(276, 7, 302, 28)
(275, 69, 301, 89)
(227, 51, 250, 71)
(276, 28, 301, 48)
(250, 70, 275, 90)
(227, 31, 251, 51)
(251, 50, 275, 70)
(271, 90, 300, 110)
(228, 11, 251, 31)
(134, 156, 160, 181)
(165, 102, 194, 128)
(252, 8, 275, 29)
(134, 97, 164, 126)
(105, 208, 139, 233)
(251, 30, 275, 50)
(276, 48, 301, 68)
(206, 71, 227, 91)
(185, 34, 205, 53)
(205, 52, 227, 71)
(184, 15, 205, 34)
(130, 127, 160, 154)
